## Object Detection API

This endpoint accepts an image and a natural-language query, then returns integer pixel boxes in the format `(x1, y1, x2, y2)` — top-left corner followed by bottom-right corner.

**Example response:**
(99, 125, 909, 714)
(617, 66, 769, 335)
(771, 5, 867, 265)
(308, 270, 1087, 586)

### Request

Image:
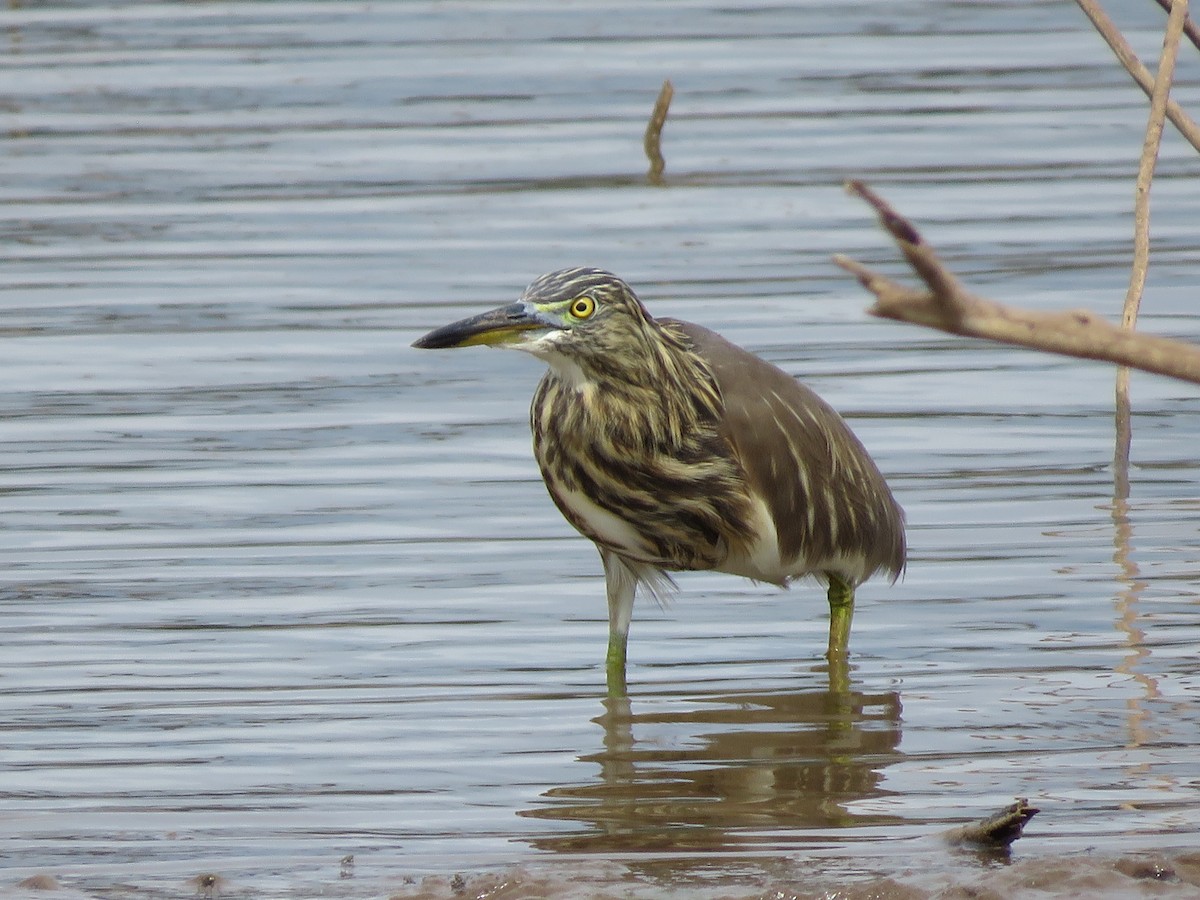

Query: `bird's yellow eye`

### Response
(569, 296, 596, 320)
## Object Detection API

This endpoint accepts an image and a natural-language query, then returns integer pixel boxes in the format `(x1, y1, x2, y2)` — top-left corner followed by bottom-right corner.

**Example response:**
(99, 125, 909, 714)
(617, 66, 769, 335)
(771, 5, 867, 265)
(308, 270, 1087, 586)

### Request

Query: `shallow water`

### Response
(2, 1, 1199, 898)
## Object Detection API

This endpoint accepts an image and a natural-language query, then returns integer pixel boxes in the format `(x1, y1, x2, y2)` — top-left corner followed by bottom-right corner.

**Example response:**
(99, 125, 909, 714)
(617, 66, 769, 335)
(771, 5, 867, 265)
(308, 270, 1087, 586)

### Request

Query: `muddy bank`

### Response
(386, 852, 1200, 900)
(13, 850, 1199, 900)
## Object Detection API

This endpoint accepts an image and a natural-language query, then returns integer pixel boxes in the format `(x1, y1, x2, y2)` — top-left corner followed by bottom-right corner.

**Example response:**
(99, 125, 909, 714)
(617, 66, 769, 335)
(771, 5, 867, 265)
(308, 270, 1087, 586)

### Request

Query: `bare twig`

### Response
(1075, 0, 1200, 152)
(835, 181, 1200, 385)
(644, 80, 674, 185)
(1114, 367, 1133, 498)
(1115, 0, 1188, 493)
(1153, 0, 1200, 53)
(1125, 0, 1186, 329)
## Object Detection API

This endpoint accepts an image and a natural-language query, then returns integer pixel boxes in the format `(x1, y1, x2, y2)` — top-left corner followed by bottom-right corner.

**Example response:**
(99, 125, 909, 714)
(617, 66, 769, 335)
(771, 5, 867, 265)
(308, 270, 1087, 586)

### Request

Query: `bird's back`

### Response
(664, 319, 906, 587)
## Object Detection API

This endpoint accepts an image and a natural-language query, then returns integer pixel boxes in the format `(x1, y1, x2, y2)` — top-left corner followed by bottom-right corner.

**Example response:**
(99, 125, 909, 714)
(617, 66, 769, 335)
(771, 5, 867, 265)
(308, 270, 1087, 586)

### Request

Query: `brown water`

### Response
(3, 2, 1199, 898)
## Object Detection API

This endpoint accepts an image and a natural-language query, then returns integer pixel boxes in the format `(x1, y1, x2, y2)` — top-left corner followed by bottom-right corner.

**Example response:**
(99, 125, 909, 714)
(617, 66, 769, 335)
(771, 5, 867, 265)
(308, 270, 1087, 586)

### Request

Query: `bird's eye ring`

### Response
(569, 296, 596, 319)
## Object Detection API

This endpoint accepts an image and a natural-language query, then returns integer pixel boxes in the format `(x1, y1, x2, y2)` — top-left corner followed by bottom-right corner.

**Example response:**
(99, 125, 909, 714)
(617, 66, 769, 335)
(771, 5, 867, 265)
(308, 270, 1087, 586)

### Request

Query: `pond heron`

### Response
(413, 268, 905, 695)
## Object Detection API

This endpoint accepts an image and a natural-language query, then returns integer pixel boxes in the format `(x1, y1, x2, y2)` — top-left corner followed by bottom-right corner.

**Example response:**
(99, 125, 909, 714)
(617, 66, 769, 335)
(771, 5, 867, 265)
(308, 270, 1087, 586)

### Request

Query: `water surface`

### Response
(2, 2, 1199, 897)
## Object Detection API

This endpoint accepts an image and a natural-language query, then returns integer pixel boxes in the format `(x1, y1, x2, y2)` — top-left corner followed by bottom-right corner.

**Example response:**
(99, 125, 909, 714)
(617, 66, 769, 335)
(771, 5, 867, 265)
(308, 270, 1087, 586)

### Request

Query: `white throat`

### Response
(517, 330, 594, 392)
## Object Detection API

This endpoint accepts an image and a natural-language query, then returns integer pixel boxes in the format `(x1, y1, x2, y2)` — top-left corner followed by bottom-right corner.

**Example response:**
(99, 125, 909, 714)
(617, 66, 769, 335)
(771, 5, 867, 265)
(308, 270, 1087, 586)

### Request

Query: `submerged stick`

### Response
(644, 79, 674, 184)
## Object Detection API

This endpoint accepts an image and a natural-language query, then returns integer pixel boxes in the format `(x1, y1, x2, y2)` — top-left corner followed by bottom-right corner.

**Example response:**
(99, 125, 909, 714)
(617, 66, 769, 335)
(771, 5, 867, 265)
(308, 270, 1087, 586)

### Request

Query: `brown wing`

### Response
(665, 319, 905, 584)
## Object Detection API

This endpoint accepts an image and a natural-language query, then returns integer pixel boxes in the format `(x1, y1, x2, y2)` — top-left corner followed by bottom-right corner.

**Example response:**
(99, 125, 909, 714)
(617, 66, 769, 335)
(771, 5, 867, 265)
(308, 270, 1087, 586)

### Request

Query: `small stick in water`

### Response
(644, 79, 674, 184)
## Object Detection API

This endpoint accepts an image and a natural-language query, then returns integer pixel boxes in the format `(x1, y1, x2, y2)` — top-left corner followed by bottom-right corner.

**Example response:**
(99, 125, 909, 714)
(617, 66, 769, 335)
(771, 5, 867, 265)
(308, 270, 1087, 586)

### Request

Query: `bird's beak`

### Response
(412, 301, 554, 349)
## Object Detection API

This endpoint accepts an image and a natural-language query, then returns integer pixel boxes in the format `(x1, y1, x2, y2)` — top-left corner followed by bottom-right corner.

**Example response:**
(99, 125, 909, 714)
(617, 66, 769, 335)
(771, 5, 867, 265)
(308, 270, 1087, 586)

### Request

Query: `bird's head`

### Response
(412, 268, 657, 369)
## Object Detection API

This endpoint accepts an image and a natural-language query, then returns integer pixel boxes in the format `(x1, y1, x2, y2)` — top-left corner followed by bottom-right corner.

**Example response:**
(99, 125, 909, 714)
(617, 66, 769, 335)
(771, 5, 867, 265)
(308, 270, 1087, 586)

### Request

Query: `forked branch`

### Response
(834, 181, 1200, 386)
(1075, 0, 1200, 152)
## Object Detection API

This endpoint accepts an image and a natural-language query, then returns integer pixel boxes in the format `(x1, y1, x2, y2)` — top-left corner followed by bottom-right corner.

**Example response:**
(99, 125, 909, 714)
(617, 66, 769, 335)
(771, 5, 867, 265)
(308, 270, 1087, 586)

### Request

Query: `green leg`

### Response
(605, 633, 628, 699)
(600, 550, 635, 698)
(826, 573, 855, 662)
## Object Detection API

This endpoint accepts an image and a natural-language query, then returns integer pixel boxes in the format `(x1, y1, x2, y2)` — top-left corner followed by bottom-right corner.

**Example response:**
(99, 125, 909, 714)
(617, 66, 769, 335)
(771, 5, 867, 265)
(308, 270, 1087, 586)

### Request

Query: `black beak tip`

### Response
(412, 326, 455, 350)
(412, 302, 531, 350)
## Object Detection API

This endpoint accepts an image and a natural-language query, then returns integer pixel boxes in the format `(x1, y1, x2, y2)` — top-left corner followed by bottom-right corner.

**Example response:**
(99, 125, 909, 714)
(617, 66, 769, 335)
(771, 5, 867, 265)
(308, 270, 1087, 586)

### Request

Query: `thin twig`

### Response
(1153, 0, 1200, 53)
(1075, 0, 1200, 152)
(1114, 0, 1188, 492)
(1125, 0, 1186, 329)
(835, 183, 1200, 385)
(1114, 366, 1133, 497)
(644, 80, 674, 185)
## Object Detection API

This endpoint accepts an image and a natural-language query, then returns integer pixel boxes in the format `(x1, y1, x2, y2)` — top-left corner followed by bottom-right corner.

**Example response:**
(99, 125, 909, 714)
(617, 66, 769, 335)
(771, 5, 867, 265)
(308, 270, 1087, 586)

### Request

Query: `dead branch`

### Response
(1075, 0, 1200, 153)
(1115, 0, 1187, 490)
(1125, 0, 1187, 329)
(1153, 0, 1200, 52)
(834, 181, 1200, 386)
(644, 80, 674, 185)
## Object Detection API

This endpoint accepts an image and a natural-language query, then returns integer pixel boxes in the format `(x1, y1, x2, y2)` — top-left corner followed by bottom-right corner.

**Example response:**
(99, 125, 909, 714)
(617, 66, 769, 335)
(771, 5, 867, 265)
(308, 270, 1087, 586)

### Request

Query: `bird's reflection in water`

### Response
(521, 663, 903, 854)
